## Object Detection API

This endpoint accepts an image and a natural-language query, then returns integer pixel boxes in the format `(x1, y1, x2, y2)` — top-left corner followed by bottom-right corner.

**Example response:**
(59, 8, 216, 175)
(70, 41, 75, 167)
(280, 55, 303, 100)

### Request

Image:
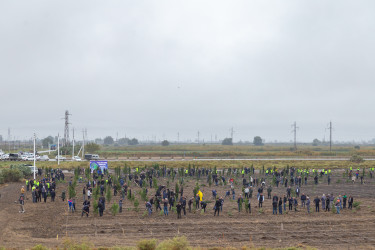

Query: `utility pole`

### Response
(327, 121, 333, 152)
(57, 134, 60, 165)
(63, 110, 71, 146)
(33, 133, 36, 180)
(177, 132, 180, 143)
(72, 128, 75, 159)
(291, 122, 298, 151)
(82, 129, 85, 158)
(197, 131, 200, 144)
(230, 127, 235, 143)
(8, 128, 10, 152)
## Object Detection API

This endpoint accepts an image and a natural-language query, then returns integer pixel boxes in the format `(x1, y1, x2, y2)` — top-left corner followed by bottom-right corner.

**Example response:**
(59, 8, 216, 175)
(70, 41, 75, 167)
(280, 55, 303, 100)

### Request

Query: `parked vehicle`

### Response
(92, 154, 100, 160)
(39, 155, 50, 161)
(84, 154, 100, 160)
(72, 156, 82, 161)
(55, 155, 66, 161)
(1, 154, 9, 160)
(26, 155, 38, 161)
(9, 153, 21, 161)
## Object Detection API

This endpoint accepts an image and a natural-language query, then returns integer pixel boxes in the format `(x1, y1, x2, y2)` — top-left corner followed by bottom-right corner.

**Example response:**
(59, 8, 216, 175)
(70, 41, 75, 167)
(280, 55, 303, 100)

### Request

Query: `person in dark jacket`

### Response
(348, 196, 354, 210)
(300, 193, 306, 207)
(314, 196, 320, 212)
(176, 202, 182, 219)
(258, 193, 264, 208)
(201, 201, 207, 212)
(214, 198, 221, 216)
(272, 199, 278, 215)
(306, 197, 311, 213)
(325, 196, 330, 211)
(293, 197, 298, 211)
(288, 197, 293, 210)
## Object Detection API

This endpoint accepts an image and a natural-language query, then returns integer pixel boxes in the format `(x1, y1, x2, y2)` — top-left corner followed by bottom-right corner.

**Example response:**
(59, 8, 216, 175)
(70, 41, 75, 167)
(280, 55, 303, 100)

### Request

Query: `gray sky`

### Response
(1, 0, 375, 143)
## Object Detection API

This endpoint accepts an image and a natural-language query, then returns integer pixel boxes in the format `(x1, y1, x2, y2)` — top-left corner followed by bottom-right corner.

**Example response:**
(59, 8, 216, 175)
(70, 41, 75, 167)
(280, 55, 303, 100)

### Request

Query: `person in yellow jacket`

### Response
(197, 190, 203, 202)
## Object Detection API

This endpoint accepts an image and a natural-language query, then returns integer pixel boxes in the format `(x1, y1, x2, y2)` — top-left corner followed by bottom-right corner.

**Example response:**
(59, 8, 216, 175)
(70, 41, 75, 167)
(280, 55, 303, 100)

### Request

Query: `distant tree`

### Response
(85, 143, 100, 153)
(129, 138, 139, 145)
(222, 138, 233, 145)
(253, 136, 263, 146)
(312, 138, 321, 146)
(161, 140, 170, 146)
(42, 136, 54, 148)
(104, 136, 114, 145)
(354, 145, 360, 150)
(118, 138, 129, 145)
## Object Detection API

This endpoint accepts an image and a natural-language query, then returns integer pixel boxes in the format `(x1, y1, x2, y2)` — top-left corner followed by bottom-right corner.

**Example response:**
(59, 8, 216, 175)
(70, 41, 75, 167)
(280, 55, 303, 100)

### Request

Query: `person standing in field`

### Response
(306, 197, 310, 214)
(293, 197, 298, 211)
(335, 199, 341, 214)
(258, 193, 264, 208)
(288, 196, 293, 211)
(278, 197, 283, 215)
(176, 202, 182, 219)
(314, 196, 320, 212)
(283, 195, 287, 211)
(214, 198, 221, 216)
(321, 194, 326, 211)
(325, 195, 330, 212)
(163, 198, 169, 216)
(348, 196, 354, 210)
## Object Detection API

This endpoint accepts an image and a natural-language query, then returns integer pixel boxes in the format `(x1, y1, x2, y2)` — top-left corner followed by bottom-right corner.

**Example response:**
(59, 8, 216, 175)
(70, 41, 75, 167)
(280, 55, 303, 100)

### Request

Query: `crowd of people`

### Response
(16, 165, 368, 218)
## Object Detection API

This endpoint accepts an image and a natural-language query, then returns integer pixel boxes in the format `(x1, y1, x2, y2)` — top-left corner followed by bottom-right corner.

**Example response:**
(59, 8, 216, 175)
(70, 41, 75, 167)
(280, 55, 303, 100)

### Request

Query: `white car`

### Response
(55, 155, 66, 161)
(26, 155, 37, 161)
(72, 156, 82, 161)
(1, 154, 9, 160)
(39, 155, 50, 161)
(21, 155, 29, 161)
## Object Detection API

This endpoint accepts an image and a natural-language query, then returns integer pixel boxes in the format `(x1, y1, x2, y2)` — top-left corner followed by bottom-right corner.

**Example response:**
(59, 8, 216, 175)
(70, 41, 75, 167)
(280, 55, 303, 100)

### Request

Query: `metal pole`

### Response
(82, 130, 85, 158)
(329, 121, 332, 152)
(58, 134, 60, 165)
(33, 133, 36, 180)
(72, 128, 75, 159)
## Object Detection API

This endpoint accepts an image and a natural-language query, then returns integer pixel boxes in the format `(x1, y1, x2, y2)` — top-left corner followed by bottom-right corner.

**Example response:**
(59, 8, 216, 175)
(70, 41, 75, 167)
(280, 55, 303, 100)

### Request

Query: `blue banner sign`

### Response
(90, 160, 108, 173)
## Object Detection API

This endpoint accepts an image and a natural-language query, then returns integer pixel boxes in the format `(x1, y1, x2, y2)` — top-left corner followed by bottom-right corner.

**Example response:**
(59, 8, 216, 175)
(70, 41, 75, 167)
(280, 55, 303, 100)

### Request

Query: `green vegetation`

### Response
(137, 238, 157, 250)
(111, 203, 119, 216)
(0, 168, 23, 184)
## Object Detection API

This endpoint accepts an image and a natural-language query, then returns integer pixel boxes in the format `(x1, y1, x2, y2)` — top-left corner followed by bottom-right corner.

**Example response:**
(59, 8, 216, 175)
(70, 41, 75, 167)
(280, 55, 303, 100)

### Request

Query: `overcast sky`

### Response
(1, 1, 375, 143)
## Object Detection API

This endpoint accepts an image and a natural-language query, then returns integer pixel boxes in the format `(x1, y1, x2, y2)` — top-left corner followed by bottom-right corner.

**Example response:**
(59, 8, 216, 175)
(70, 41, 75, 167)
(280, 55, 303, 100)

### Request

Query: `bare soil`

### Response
(1, 171, 375, 249)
